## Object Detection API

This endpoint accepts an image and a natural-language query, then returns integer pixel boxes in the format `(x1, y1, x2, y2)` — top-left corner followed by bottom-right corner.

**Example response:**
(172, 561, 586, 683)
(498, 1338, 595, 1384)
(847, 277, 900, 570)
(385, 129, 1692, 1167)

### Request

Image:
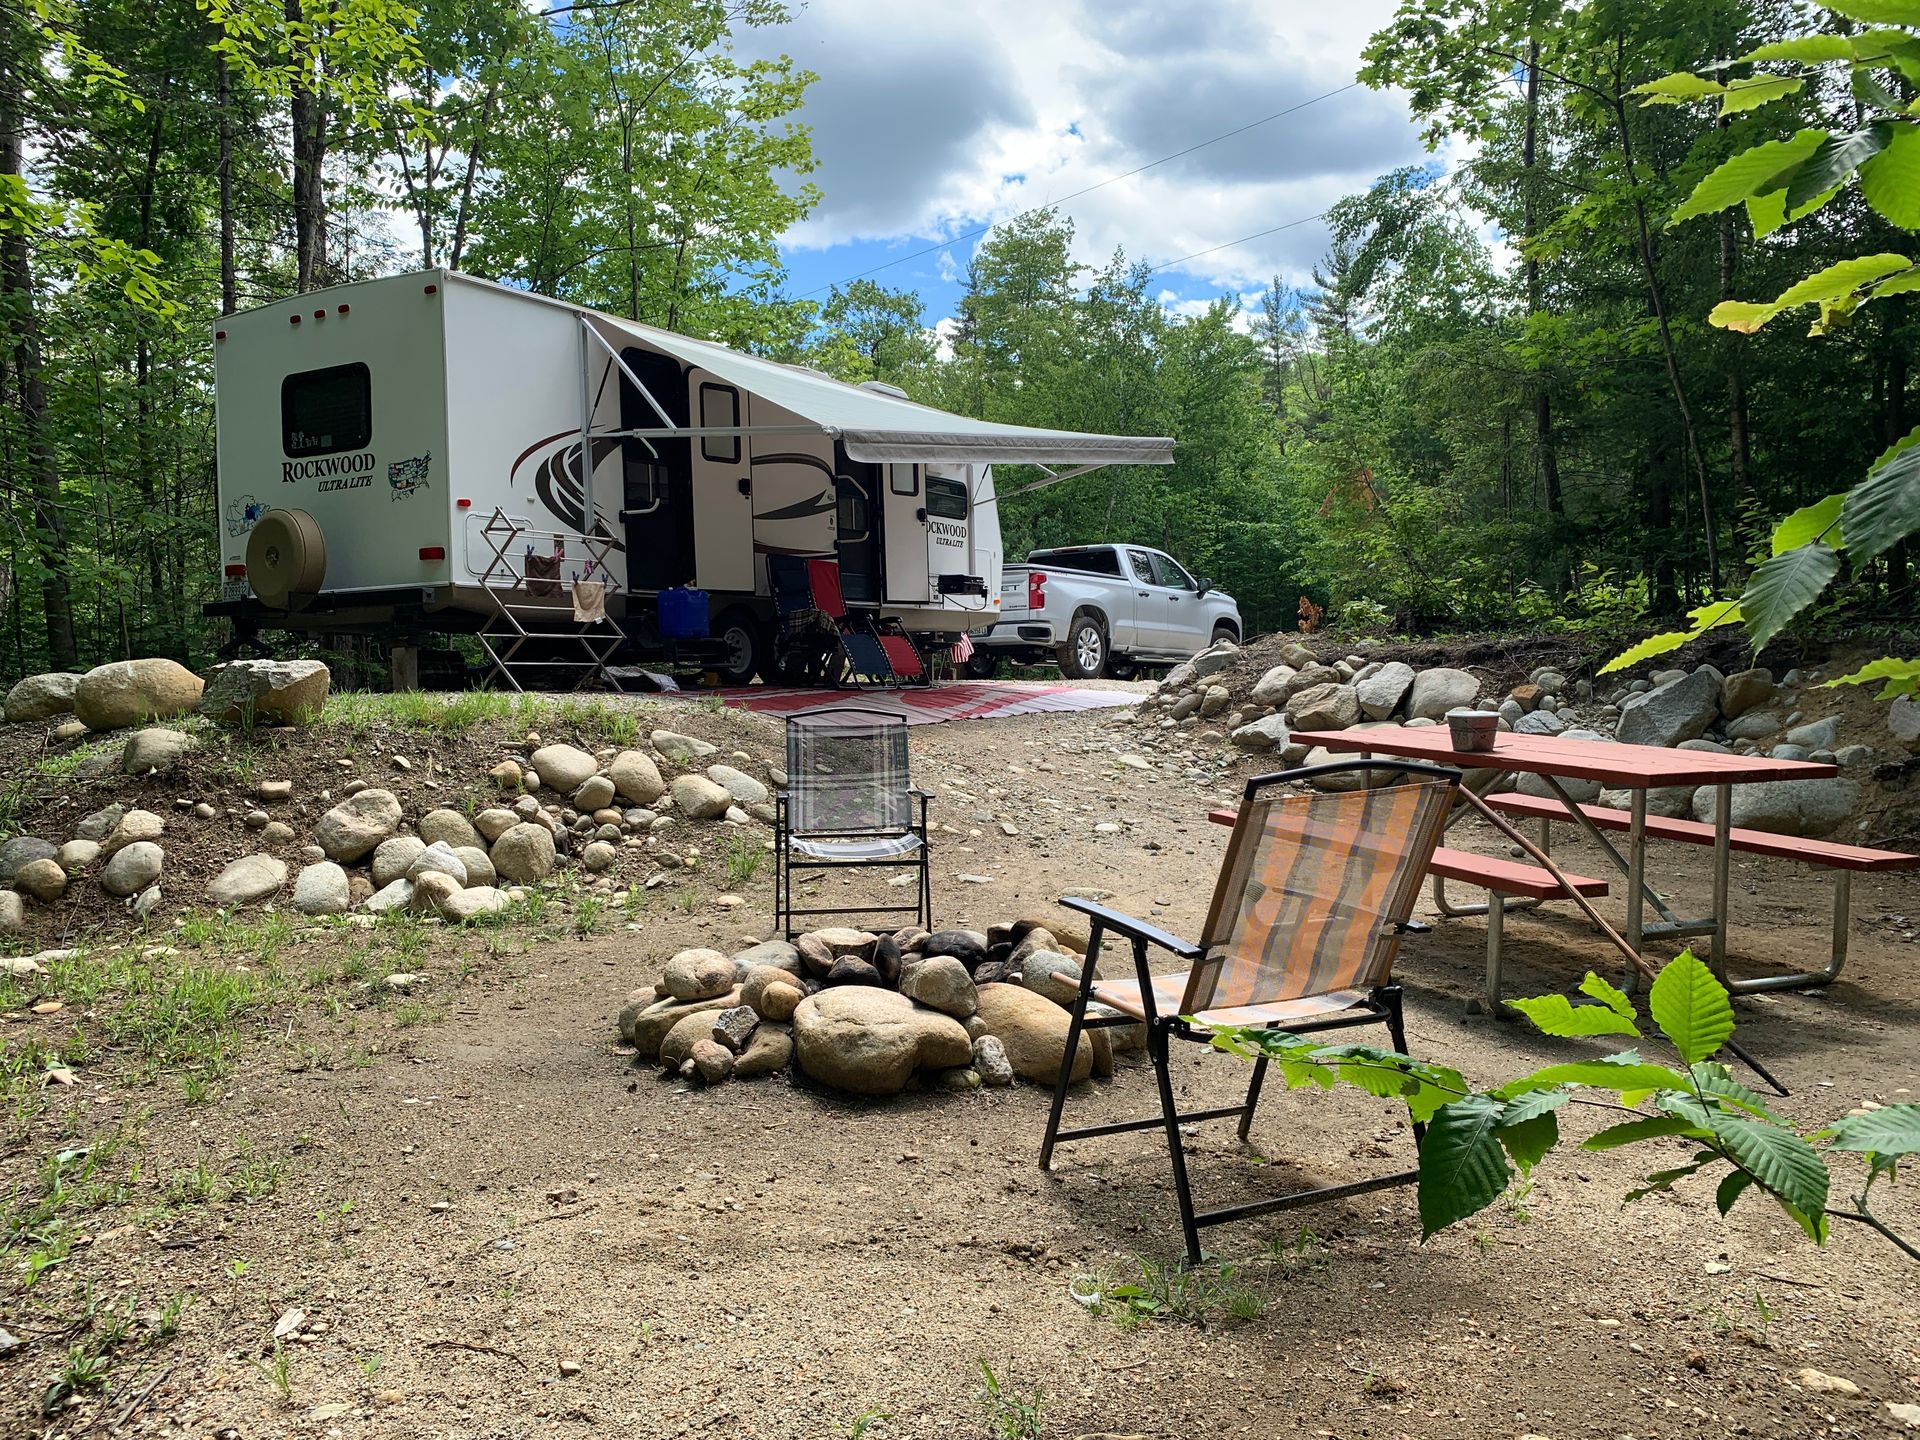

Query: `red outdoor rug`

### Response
(683, 680, 1142, 726)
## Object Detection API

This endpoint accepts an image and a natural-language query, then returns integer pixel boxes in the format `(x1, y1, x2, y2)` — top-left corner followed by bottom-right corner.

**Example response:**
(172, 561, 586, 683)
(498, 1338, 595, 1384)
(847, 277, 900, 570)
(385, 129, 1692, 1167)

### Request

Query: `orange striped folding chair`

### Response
(1039, 760, 1461, 1264)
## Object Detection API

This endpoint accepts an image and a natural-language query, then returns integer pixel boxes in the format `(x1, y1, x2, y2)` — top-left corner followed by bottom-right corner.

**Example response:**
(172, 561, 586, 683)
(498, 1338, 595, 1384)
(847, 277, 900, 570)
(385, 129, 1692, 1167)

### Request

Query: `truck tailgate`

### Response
(998, 565, 1031, 617)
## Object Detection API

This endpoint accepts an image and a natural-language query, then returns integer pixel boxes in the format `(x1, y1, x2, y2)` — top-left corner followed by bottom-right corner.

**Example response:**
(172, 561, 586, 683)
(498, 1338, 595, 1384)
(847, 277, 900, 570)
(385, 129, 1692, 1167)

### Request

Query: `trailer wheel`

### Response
(1104, 655, 1139, 680)
(1056, 612, 1107, 680)
(713, 610, 764, 687)
(962, 651, 1002, 680)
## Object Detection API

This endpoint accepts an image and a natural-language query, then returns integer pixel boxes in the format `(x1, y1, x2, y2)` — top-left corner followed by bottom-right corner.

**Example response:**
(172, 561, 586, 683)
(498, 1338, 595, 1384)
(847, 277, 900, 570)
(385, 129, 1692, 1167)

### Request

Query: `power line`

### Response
(1145, 212, 1328, 275)
(796, 81, 1360, 298)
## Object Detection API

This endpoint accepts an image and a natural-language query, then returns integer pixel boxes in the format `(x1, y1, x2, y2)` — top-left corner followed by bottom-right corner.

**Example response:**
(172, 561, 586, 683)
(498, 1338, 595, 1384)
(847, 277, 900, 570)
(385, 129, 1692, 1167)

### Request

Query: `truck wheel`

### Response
(1057, 612, 1107, 680)
(713, 609, 764, 687)
(1211, 625, 1238, 647)
(1104, 655, 1139, 680)
(963, 652, 1002, 680)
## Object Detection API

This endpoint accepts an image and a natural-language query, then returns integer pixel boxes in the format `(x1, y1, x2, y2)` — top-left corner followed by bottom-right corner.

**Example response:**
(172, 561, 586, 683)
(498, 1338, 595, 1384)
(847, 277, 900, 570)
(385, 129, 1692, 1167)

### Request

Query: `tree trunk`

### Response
(1522, 37, 1569, 592)
(288, 0, 328, 292)
(448, 81, 497, 270)
(1718, 164, 1752, 544)
(218, 53, 237, 315)
(0, 52, 77, 668)
(1887, 350, 1910, 599)
(1610, 64, 1720, 593)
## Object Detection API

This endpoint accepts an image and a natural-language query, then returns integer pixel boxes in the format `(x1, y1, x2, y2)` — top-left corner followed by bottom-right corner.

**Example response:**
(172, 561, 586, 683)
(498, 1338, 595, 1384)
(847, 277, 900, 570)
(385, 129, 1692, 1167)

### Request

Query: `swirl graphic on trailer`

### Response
(507, 431, 626, 551)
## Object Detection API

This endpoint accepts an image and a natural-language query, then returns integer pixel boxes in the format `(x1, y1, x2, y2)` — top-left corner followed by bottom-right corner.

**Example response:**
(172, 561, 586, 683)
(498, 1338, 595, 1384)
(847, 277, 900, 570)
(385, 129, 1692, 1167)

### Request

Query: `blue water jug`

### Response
(658, 586, 710, 639)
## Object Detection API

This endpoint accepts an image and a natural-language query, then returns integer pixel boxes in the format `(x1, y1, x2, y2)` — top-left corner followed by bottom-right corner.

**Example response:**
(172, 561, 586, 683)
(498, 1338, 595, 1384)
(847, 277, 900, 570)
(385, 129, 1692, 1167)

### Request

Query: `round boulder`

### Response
(663, 947, 735, 1002)
(100, 809, 163, 856)
(100, 841, 164, 897)
(706, 764, 768, 807)
(452, 846, 496, 887)
(792, 987, 974, 1096)
(13, 856, 67, 903)
(921, 929, 988, 971)
(670, 774, 731, 820)
(899, 955, 978, 1018)
(372, 836, 427, 887)
(407, 841, 468, 886)
(291, 861, 351, 916)
(4, 671, 82, 723)
(581, 840, 617, 872)
(315, 789, 402, 863)
(490, 823, 556, 884)
(974, 982, 1094, 1085)
(608, 750, 665, 806)
(0, 836, 57, 882)
(440, 885, 510, 922)
(574, 774, 616, 812)
(73, 658, 204, 731)
(418, 809, 482, 851)
(473, 807, 518, 843)
(208, 853, 287, 907)
(530, 744, 597, 794)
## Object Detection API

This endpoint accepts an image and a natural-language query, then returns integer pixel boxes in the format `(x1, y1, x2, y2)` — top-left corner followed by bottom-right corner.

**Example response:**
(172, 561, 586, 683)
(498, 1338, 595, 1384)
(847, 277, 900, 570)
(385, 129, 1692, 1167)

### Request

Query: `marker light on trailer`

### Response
(456, 498, 471, 509)
(224, 564, 246, 578)
(419, 547, 445, 561)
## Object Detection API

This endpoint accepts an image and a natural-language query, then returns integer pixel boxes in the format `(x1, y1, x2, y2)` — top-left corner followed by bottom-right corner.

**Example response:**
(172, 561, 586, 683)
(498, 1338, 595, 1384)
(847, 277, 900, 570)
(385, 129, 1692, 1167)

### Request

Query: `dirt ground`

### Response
(3, 701, 1919, 1440)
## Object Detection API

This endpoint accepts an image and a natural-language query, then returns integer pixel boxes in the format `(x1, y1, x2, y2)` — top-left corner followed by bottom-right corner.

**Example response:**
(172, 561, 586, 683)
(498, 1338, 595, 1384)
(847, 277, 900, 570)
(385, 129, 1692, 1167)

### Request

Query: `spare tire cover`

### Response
(246, 508, 327, 608)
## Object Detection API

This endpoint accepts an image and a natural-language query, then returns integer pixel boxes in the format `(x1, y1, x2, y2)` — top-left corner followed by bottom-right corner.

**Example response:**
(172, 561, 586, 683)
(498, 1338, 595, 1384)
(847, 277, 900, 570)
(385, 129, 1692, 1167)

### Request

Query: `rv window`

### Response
(282, 362, 371, 457)
(925, 474, 968, 520)
(890, 465, 919, 496)
(698, 384, 740, 463)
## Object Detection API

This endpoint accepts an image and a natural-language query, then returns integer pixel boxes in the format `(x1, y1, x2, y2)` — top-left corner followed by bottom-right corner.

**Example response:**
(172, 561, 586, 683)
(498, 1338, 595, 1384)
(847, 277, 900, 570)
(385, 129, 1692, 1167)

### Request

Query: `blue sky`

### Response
(741, 0, 1452, 330)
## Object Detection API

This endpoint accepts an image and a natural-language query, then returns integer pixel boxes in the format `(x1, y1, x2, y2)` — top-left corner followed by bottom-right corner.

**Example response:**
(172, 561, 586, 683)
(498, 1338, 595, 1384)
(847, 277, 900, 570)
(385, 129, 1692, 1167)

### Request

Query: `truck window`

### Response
(1151, 554, 1196, 590)
(1030, 547, 1121, 577)
(926, 474, 968, 519)
(698, 383, 740, 463)
(1127, 551, 1155, 584)
(282, 362, 371, 457)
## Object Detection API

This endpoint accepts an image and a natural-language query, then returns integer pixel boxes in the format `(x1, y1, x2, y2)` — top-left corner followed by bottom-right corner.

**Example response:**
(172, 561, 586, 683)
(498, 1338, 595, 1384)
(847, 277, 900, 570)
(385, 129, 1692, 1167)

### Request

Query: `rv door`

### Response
(923, 466, 974, 592)
(881, 464, 930, 604)
(687, 370, 754, 592)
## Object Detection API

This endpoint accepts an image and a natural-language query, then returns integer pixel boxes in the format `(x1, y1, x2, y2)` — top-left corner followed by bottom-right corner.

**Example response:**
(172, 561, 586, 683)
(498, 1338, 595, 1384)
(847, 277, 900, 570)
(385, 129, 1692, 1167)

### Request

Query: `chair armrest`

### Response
(908, 787, 933, 799)
(1059, 897, 1204, 961)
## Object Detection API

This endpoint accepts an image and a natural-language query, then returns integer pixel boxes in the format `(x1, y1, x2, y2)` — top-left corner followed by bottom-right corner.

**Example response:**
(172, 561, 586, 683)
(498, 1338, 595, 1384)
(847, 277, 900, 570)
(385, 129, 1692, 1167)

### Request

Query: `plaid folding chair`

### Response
(775, 706, 932, 937)
(1039, 760, 1461, 1264)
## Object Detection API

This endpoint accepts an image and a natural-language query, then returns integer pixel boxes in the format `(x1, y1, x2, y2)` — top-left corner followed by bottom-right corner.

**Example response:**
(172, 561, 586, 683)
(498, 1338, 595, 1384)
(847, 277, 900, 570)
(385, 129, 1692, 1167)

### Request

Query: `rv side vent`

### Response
(858, 380, 911, 399)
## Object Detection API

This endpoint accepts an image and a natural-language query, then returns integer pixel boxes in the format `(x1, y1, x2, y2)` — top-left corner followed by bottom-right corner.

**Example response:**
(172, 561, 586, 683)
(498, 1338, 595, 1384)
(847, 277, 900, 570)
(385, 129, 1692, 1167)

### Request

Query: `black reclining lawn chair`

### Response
(1039, 760, 1462, 1264)
(775, 706, 932, 938)
(766, 555, 926, 688)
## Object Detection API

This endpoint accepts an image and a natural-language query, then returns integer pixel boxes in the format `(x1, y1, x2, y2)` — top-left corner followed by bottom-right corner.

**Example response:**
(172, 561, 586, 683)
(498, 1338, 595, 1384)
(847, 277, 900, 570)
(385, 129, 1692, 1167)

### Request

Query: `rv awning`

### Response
(590, 311, 1174, 468)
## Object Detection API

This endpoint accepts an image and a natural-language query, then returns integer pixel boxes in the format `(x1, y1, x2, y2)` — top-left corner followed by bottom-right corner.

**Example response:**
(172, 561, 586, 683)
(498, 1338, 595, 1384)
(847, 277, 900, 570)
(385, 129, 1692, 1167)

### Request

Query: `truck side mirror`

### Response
(1196, 577, 1213, 596)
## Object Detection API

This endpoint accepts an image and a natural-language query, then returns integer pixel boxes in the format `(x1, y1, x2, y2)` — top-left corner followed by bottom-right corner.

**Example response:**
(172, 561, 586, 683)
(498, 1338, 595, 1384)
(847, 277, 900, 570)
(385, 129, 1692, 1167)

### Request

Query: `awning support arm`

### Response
(1006, 462, 1112, 497)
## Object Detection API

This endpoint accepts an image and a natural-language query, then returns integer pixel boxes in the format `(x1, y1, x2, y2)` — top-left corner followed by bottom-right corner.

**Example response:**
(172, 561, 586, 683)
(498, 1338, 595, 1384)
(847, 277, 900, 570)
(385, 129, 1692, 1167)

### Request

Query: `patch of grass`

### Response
(574, 893, 606, 936)
(724, 833, 765, 885)
(674, 884, 701, 915)
(1074, 1253, 1266, 1329)
(251, 1339, 294, 1404)
(976, 1361, 1045, 1440)
(25, 941, 291, 1093)
(319, 689, 516, 735)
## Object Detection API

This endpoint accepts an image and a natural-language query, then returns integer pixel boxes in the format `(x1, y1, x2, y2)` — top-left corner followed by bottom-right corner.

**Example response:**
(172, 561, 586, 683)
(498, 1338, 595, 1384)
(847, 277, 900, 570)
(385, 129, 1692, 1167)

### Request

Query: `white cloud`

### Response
(742, 0, 1445, 293)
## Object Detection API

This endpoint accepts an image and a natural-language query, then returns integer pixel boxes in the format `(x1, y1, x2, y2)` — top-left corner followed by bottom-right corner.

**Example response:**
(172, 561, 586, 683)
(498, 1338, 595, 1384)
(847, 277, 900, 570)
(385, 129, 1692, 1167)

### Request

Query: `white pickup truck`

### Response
(968, 544, 1241, 679)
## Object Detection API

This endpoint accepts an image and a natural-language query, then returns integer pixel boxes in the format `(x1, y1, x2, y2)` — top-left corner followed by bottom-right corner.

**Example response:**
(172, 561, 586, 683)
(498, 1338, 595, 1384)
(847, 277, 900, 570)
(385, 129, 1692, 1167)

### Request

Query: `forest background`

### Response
(2, 0, 1913, 673)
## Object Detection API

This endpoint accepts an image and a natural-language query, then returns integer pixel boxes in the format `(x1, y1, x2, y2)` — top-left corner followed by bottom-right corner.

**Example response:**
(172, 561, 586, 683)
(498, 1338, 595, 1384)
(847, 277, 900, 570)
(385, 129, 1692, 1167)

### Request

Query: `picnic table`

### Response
(1290, 726, 1842, 985)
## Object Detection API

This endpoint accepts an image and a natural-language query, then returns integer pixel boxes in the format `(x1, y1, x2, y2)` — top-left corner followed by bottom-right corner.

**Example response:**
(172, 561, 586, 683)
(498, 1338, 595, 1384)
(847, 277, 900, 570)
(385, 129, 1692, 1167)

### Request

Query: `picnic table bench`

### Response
(1485, 791, 1920, 991)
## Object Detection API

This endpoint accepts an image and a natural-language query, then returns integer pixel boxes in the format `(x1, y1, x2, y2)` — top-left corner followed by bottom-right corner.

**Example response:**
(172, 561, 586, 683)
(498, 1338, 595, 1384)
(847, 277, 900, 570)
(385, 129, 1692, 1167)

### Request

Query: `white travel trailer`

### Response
(208, 269, 1174, 685)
